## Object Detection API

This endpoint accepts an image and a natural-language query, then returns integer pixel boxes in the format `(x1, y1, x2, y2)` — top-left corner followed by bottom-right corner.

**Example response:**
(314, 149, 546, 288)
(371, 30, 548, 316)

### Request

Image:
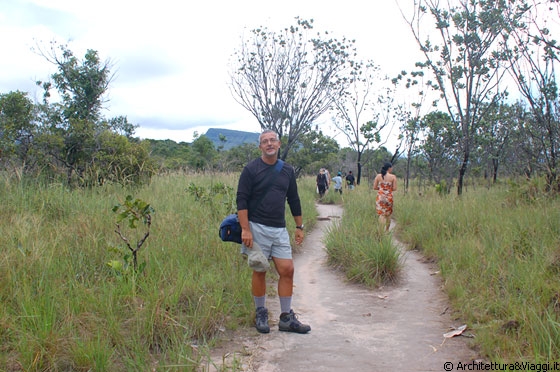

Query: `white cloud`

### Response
(1, 0, 420, 148)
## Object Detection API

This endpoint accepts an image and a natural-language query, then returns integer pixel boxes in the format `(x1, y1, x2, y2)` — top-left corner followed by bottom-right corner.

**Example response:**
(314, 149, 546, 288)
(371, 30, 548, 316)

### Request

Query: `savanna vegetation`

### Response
(2, 0, 560, 369)
(0, 173, 318, 371)
(2, 173, 559, 370)
(396, 178, 560, 363)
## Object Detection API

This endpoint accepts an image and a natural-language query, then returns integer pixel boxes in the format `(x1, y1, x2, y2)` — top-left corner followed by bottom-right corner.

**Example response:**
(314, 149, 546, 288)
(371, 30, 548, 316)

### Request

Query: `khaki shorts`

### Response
(240, 221, 292, 259)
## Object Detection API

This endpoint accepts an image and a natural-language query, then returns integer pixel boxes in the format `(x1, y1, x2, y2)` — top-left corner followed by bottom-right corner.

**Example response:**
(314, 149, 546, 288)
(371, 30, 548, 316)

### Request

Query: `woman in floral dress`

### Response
(373, 162, 397, 231)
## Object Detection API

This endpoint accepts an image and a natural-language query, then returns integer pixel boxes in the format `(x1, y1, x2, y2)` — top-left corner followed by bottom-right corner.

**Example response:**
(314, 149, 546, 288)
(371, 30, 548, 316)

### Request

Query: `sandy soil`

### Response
(201, 203, 479, 372)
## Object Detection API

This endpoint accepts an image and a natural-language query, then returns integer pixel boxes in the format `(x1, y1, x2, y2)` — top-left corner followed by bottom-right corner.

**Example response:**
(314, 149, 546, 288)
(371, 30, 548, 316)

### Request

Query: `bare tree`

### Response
(502, 0, 560, 191)
(331, 61, 395, 185)
(229, 18, 356, 160)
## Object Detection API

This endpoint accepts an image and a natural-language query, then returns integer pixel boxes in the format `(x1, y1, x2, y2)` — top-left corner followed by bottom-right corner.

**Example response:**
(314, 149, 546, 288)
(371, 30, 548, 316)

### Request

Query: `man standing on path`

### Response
(236, 129, 311, 335)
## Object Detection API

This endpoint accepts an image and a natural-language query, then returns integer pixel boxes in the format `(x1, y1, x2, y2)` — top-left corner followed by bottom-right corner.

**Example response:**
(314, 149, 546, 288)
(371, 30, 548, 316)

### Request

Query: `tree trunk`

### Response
(492, 159, 498, 184)
(457, 151, 469, 195)
(357, 162, 362, 186)
(405, 151, 412, 193)
(356, 150, 363, 185)
(66, 167, 73, 186)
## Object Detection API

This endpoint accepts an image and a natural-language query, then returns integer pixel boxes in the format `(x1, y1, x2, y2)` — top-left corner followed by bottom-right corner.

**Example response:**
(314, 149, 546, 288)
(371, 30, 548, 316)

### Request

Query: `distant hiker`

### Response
(345, 171, 356, 190)
(373, 162, 397, 232)
(316, 168, 328, 198)
(332, 172, 343, 194)
(324, 168, 331, 191)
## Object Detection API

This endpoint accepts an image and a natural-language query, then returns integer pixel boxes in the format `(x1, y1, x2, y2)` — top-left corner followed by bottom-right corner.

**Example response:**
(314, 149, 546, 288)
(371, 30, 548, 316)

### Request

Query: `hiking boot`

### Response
(278, 310, 311, 334)
(255, 307, 270, 334)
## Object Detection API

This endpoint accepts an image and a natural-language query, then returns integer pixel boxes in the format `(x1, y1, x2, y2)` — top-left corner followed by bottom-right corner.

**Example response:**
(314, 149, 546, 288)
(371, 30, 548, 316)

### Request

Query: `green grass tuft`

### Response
(324, 185, 401, 286)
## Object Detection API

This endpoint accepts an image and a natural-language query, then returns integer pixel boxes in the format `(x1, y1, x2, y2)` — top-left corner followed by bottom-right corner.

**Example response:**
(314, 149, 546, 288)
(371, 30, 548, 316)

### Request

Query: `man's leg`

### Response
(273, 258, 294, 298)
(273, 257, 311, 334)
(252, 271, 267, 297)
(252, 271, 270, 333)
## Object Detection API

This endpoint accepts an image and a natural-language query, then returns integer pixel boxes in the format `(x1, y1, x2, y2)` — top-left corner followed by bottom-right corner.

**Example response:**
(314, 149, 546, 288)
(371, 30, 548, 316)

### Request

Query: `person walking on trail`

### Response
(316, 168, 328, 198)
(373, 162, 397, 232)
(324, 168, 331, 192)
(332, 172, 343, 194)
(345, 170, 356, 190)
(236, 129, 311, 335)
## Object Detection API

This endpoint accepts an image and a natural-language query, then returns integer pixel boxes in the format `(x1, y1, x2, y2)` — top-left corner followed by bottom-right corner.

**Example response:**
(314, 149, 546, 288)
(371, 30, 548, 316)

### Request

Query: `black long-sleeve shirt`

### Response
(236, 158, 302, 228)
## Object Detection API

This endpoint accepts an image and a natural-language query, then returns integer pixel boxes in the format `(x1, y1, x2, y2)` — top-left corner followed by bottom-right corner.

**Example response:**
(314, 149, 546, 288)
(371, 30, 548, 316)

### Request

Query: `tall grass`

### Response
(396, 181, 560, 362)
(323, 185, 401, 286)
(0, 172, 316, 371)
(6, 171, 556, 367)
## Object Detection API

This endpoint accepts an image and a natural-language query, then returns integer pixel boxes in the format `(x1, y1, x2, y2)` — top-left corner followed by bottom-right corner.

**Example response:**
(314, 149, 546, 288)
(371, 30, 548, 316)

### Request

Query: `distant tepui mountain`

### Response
(204, 128, 260, 150)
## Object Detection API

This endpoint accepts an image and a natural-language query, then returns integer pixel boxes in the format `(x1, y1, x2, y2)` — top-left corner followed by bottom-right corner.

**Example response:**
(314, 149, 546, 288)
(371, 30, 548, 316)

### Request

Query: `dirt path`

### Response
(203, 203, 479, 371)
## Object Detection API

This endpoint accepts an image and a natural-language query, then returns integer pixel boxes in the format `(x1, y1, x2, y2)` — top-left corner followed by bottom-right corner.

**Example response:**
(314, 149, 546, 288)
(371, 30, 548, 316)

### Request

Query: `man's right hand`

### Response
(241, 229, 253, 248)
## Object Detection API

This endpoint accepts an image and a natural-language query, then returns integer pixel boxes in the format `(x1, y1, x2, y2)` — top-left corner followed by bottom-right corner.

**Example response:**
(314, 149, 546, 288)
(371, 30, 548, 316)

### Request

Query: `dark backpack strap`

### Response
(274, 159, 284, 173)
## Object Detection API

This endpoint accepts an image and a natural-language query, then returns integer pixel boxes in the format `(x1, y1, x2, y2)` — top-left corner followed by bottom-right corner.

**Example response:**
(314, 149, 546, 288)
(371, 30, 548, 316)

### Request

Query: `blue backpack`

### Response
(219, 214, 242, 244)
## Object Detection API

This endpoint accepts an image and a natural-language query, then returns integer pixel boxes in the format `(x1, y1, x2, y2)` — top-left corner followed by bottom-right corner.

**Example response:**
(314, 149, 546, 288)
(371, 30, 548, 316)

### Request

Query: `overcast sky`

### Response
(0, 0, 421, 148)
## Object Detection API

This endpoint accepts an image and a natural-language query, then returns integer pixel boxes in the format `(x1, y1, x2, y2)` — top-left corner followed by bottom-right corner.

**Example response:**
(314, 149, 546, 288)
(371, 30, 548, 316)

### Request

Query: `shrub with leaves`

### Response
(109, 195, 154, 275)
(187, 182, 236, 217)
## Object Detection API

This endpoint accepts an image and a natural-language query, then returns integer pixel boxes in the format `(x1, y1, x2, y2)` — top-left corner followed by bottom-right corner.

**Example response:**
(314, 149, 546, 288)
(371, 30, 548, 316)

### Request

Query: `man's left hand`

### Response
(295, 229, 304, 245)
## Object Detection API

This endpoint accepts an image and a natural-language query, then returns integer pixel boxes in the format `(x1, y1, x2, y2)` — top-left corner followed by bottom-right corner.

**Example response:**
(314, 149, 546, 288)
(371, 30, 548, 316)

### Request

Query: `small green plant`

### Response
(435, 180, 449, 195)
(187, 181, 236, 214)
(110, 195, 154, 275)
